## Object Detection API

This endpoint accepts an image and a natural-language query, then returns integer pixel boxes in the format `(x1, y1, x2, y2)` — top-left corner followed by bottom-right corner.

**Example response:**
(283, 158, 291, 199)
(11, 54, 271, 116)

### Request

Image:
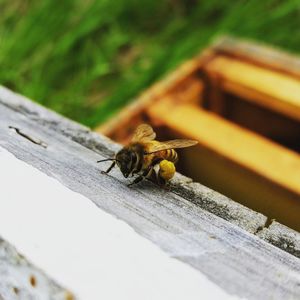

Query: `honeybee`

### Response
(97, 124, 198, 186)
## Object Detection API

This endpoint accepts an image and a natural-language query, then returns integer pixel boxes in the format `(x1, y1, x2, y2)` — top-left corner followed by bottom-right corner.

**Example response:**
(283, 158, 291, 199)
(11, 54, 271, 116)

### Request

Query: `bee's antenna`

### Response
(97, 158, 117, 163)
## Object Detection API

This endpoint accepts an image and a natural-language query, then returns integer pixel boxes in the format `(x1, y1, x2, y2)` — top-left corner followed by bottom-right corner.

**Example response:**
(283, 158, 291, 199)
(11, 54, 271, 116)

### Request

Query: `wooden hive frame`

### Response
(97, 36, 300, 231)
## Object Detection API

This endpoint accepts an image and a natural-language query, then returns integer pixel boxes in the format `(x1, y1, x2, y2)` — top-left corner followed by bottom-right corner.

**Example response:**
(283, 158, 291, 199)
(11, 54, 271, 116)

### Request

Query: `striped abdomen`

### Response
(156, 149, 178, 163)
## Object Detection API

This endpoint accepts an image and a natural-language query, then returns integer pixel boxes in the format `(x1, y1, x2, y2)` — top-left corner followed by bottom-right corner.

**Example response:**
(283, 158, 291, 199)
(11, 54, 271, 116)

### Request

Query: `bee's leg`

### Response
(157, 175, 167, 186)
(127, 175, 144, 186)
(127, 167, 154, 187)
(102, 161, 116, 174)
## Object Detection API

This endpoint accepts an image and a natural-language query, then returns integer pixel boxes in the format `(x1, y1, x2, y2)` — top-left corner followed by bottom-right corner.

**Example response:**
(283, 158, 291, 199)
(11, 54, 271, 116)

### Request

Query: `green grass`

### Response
(1, 0, 300, 127)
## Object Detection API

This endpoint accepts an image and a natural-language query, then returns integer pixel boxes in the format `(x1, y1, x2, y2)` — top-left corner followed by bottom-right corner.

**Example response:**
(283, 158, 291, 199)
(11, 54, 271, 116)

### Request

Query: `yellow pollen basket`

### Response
(159, 159, 176, 181)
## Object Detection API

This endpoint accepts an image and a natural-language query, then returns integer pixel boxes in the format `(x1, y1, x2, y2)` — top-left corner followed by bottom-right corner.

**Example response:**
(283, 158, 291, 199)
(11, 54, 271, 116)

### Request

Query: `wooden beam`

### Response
(204, 56, 300, 121)
(1, 86, 300, 299)
(213, 36, 300, 79)
(258, 221, 300, 258)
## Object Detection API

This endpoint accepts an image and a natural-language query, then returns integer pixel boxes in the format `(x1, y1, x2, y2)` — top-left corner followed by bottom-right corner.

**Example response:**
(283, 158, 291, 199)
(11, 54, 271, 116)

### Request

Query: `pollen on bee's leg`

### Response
(159, 160, 176, 181)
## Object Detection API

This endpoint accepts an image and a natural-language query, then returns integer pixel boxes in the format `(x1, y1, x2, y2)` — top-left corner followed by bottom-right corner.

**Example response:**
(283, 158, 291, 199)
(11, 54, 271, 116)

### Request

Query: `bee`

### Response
(97, 124, 198, 186)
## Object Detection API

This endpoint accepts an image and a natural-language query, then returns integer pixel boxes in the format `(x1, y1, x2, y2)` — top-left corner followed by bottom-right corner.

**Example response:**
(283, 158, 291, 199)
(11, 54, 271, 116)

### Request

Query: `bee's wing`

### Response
(131, 124, 156, 142)
(146, 139, 198, 154)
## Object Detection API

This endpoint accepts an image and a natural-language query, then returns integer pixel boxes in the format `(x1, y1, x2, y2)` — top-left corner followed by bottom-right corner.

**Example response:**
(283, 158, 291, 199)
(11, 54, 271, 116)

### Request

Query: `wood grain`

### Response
(0, 86, 299, 299)
(213, 36, 300, 79)
(205, 56, 300, 121)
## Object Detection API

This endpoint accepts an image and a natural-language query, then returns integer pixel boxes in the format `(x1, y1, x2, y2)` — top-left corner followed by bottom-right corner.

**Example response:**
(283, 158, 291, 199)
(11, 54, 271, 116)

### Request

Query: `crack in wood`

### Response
(9, 126, 48, 148)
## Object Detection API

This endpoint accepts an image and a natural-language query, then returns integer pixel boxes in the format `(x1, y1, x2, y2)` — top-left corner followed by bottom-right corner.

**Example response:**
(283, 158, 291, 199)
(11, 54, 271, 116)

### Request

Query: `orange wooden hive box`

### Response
(96, 36, 300, 231)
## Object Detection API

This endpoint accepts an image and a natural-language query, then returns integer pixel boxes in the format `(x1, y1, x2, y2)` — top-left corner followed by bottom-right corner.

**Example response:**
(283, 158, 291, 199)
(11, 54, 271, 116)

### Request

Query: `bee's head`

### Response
(115, 148, 136, 178)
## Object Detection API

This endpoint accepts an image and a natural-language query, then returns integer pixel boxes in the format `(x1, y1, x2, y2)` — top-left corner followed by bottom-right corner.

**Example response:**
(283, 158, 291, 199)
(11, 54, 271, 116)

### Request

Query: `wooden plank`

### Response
(213, 36, 300, 80)
(0, 86, 300, 300)
(0, 86, 265, 234)
(0, 237, 73, 300)
(1, 147, 235, 300)
(205, 56, 300, 121)
(146, 99, 300, 230)
(258, 221, 300, 259)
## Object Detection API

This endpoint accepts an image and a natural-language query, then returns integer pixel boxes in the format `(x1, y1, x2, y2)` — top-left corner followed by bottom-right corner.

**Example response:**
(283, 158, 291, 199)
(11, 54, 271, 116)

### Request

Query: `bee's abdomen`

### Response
(161, 149, 178, 163)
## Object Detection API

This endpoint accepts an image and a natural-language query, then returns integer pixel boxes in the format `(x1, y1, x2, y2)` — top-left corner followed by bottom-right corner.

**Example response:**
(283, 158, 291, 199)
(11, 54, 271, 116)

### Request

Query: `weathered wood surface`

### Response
(0, 86, 300, 299)
(258, 221, 300, 259)
(0, 237, 72, 300)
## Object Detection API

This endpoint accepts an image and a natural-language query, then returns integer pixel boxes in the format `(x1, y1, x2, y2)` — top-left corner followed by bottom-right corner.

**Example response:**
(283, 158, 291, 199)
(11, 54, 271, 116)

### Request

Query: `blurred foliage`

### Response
(0, 0, 300, 127)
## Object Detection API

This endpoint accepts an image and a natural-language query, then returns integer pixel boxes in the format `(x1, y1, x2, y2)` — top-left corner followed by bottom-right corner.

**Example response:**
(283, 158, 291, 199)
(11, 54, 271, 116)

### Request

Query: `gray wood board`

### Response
(258, 221, 300, 259)
(2, 86, 300, 257)
(0, 86, 300, 299)
(0, 86, 267, 234)
(0, 237, 72, 300)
